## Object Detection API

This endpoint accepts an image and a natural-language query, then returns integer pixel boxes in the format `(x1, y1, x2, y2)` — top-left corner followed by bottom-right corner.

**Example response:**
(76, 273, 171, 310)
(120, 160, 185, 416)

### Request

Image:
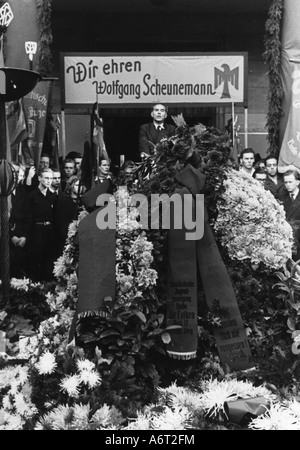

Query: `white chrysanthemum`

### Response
(10, 277, 30, 291)
(0, 366, 28, 390)
(16, 366, 29, 386)
(199, 378, 275, 419)
(79, 369, 101, 389)
(45, 291, 55, 304)
(0, 409, 23, 430)
(14, 392, 37, 418)
(287, 399, 300, 419)
(89, 404, 124, 429)
(35, 404, 76, 430)
(60, 374, 81, 397)
(150, 406, 192, 430)
(2, 394, 12, 410)
(249, 402, 300, 430)
(71, 404, 90, 430)
(76, 359, 96, 372)
(158, 383, 203, 412)
(35, 351, 57, 375)
(9, 380, 21, 395)
(53, 256, 66, 278)
(199, 379, 236, 418)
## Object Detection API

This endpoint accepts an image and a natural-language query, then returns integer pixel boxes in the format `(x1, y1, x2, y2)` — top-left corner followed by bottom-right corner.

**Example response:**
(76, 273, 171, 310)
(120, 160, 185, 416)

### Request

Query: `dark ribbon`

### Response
(69, 205, 116, 342)
(167, 164, 253, 370)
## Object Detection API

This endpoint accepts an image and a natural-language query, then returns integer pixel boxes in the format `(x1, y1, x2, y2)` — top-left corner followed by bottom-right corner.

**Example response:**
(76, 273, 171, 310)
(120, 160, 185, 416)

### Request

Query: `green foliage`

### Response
(37, 0, 53, 77)
(263, 0, 284, 156)
(6, 283, 52, 329)
(75, 297, 174, 406)
(219, 252, 300, 388)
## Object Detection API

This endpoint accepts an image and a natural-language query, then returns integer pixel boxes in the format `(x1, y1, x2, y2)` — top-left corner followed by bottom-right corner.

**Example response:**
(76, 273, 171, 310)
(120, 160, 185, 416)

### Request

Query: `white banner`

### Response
(61, 53, 248, 107)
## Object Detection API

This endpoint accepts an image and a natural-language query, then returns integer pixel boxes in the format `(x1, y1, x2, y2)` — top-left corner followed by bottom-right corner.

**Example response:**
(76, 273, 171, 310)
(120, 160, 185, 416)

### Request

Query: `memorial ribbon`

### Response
(167, 164, 253, 370)
(69, 199, 116, 343)
(166, 186, 198, 360)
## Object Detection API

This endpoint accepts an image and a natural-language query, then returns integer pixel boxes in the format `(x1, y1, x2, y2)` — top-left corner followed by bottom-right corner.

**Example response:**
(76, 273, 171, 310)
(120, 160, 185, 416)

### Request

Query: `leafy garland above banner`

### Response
(37, 0, 53, 77)
(263, 0, 283, 157)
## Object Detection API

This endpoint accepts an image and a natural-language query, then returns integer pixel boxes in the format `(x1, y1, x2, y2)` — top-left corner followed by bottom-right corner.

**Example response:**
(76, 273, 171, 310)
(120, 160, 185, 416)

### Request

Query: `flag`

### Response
(6, 100, 28, 146)
(278, 65, 300, 171)
(6, 99, 28, 163)
(92, 102, 109, 162)
(22, 79, 52, 168)
(80, 137, 95, 192)
(51, 115, 60, 170)
(225, 115, 241, 164)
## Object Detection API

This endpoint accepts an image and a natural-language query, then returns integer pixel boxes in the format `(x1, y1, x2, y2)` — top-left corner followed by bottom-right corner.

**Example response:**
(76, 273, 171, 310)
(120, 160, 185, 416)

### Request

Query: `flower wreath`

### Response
(213, 168, 293, 270)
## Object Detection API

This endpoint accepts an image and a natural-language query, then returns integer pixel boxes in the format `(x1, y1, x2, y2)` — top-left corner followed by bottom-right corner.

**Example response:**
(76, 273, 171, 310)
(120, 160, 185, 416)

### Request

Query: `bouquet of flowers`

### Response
(213, 168, 294, 270)
(115, 187, 158, 308)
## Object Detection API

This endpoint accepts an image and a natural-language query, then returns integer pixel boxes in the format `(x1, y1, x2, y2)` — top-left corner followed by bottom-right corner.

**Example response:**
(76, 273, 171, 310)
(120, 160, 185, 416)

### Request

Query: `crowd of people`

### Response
(239, 147, 300, 261)
(8, 150, 137, 283)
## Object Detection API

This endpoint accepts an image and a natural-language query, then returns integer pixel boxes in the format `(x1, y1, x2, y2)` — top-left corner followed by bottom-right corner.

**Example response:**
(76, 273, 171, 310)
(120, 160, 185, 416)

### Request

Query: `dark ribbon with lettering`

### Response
(167, 165, 253, 370)
(166, 187, 198, 359)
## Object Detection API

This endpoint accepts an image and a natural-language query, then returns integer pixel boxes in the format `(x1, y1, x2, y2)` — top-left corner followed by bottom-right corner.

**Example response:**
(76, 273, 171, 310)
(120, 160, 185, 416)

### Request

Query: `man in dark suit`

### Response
(50, 168, 79, 261)
(281, 169, 300, 261)
(27, 167, 57, 281)
(264, 154, 286, 200)
(9, 162, 31, 278)
(138, 103, 176, 159)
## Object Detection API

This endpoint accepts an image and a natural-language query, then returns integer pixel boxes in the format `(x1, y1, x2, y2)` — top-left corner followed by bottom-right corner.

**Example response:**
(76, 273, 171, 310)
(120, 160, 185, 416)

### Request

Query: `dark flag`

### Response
(80, 136, 95, 192)
(6, 99, 29, 163)
(51, 115, 60, 170)
(92, 102, 109, 166)
(22, 79, 53, 168)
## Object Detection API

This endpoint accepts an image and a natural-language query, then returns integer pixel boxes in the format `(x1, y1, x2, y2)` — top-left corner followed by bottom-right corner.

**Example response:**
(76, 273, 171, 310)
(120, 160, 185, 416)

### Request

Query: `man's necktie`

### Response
(290, 193, 295, 200)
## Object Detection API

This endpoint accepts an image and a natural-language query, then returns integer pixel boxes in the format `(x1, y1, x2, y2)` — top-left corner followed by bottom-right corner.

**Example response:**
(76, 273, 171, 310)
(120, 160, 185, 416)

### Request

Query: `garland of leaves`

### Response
(36, 0, 53, 77)
(263, 0, 284, 157)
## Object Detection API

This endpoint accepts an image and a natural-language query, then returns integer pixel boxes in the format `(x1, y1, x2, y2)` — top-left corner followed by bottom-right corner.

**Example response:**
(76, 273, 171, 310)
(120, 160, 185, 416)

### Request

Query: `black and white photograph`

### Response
(0, 0, 299, 433)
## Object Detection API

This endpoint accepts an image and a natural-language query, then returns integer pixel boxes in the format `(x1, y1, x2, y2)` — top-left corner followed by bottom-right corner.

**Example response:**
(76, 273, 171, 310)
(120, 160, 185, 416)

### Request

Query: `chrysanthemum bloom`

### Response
(76, 359, 95, 372)
(79, 369, 101, 389)
(249, 402, 300, 430)
(60, 374, 80, 397)
(35, 351, 57, 375)
(10, 277, 30, 291)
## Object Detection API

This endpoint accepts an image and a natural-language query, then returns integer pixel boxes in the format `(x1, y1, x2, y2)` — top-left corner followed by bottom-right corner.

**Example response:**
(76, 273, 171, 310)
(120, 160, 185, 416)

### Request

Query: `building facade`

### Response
(5, 0, 272, 164)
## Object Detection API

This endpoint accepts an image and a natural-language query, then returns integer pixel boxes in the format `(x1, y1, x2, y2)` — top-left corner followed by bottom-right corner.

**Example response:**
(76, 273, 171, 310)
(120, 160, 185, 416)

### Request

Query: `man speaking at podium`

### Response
(139, 103, 176, 159)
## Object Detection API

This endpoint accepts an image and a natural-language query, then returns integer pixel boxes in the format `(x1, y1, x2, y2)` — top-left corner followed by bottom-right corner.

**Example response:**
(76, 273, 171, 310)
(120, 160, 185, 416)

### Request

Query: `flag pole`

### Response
(244, 107, 248, 148)
(95, 92, 100, 182)
(231, 102, 235, 150)
(61, 109, 66, 160)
